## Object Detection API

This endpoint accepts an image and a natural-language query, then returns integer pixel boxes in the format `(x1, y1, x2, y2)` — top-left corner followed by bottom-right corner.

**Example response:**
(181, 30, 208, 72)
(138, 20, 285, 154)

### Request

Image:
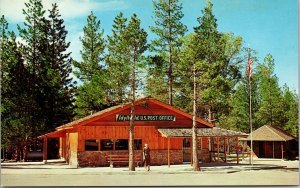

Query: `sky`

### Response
(1, 0, 298, 93)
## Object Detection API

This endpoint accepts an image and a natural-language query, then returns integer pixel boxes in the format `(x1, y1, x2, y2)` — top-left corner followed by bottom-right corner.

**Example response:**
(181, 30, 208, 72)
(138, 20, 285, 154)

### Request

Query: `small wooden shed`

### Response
(243, 125, 298, 159)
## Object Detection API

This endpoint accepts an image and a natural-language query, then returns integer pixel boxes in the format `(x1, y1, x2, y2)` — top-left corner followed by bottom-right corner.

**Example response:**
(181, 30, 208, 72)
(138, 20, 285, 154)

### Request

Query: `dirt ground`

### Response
(1, 159, 299, 186)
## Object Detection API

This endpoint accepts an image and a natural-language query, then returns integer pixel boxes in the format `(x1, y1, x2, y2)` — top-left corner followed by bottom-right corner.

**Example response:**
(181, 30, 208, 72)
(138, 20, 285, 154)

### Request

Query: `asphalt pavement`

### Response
(1, 158, 299, 186)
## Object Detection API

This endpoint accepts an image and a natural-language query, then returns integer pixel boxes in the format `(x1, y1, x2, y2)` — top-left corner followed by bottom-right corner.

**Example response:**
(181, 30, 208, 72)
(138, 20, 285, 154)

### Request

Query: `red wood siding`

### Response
(78, 126, 182, 152)
(85, 102, 207, 128)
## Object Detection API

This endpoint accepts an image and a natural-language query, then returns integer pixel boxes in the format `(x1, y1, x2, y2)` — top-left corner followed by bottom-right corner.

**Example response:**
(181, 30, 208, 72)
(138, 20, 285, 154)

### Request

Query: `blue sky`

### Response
(1, 0, 298, 93)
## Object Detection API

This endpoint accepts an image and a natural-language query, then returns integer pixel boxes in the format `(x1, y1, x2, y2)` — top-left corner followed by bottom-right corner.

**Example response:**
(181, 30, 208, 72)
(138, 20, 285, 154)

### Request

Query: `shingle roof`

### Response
(55, 102, 128, 130)
(243, 125, 295, 141)
(158, 127, 248, 138)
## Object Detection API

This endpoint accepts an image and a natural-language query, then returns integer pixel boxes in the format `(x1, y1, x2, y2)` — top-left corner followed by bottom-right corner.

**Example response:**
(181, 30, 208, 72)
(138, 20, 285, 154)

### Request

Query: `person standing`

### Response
(143, 143, 150, 171)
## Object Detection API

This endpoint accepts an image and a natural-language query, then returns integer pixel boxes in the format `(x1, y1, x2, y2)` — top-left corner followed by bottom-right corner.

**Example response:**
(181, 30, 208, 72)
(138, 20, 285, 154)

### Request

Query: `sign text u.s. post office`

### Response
(116, 114, 176, 121)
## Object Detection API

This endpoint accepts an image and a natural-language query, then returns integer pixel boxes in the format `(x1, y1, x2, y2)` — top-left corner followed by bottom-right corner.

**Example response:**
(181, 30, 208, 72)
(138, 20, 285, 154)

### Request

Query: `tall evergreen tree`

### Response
(176, 1, 242, 121)
(193, 1, 238, 120)
(1, 16, 33, 160)
(73, 12, 108, 117)
(149, 0, 187, 105)
(42, 3, 76, 129)
(123, 14, 148, 171)
(0, 15, 9, 93)
(219, 72, 260, 133)
(219, 52, 298, 137)
(106, 12, 130, 104)
(255, 54, 283, 127)
(281, 85, 298, 137)
(16, 0, 48, 160)
(175, 2, 243, 170)
(146, 54, 168, 100)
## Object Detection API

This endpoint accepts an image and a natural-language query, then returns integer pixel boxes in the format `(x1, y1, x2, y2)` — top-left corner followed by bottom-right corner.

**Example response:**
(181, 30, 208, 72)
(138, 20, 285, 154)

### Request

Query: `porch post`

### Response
(190, 137, 193, 166)
(235, 137, 239, 164)
(228, 138, 231, 155)
(273, 141, 275, 158)
(62, 136, 66, 159)
(168, 137, 170, 167)
(281, 142, 284, 160)
(43, 136, 48, 164)
(217, 137, 220, 161)
(224, 137, 227, 162)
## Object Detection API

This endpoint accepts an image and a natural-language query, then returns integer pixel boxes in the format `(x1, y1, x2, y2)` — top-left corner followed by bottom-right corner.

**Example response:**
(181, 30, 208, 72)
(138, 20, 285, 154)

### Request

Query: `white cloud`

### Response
(0, 0, 27, 22)
(1, 0, 128, 23)
(67, 31, 84, 61)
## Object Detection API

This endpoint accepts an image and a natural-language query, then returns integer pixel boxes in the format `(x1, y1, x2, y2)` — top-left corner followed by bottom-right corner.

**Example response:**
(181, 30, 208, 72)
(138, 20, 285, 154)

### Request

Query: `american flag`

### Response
(247, 57, 253, 78)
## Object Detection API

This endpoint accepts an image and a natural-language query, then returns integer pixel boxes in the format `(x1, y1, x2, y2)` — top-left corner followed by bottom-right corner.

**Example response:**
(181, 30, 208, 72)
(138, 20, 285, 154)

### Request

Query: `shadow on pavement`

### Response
(1, 159, 73, 169)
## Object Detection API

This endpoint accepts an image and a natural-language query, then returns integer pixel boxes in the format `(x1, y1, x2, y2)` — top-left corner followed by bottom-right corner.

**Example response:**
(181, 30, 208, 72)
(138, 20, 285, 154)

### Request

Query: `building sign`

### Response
(116, 114, 176, 122)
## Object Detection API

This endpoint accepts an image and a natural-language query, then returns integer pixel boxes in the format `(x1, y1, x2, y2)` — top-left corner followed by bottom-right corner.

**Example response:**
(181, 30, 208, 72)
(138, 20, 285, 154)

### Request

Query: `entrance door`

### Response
(182, 138, 191, 162)
(259, 142, 265, 158)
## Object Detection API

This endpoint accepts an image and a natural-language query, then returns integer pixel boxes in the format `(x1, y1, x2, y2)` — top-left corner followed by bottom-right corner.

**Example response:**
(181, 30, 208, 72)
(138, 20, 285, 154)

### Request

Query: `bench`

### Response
(106, 154, 142, 167)
(27, 151, 43, 161)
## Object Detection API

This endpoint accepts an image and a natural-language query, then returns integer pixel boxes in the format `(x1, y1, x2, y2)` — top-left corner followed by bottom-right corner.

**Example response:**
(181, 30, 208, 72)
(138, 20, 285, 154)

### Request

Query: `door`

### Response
(259, 142, 265, 158)
(182, 138, 191, 162)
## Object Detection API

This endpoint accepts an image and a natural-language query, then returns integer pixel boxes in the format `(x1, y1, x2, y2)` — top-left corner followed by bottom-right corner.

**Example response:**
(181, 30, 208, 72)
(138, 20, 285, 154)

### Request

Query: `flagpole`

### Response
(248, 48, 253, 165)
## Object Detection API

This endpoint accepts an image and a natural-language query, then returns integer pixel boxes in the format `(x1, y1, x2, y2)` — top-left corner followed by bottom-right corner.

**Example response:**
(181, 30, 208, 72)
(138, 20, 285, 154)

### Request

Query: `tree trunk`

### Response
(168, 0, 173, 106)
(192, 64, 200, 171)
(16, 146, 21, 161)
(129, 101, 135, 171)
(129, 54, 136, 171)
(23, 140, 28, 162)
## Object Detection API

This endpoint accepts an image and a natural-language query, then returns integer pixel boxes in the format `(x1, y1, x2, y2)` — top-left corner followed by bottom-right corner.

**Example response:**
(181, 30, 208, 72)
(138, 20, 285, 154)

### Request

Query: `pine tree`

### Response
(281, 85, 298, 137)
(73, 11, 105, 81)
(106, 12, 130, 104)
(15, 0, 50, 161)
(17, 0, 47, 134)
(219, 72, 260, 133)
(192, 1, 242, 121)
(42, 3, 76, 129)
(175, 2, 243, 170)
(255, 54, 283, 127)
(149, 0, 187, 105)
(0, 15, 9, 95)
(145, 55, 168, 101)
(0, 15, 13, 157)
(176, 1, 242, 120)
(123, 14, 148, 171)
(73, 12, 108, 117)
(1, 16, 33, 160)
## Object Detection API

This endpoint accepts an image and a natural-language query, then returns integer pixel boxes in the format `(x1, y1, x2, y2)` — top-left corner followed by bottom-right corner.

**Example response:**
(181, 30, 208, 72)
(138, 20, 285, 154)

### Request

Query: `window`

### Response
(101, 139, 113, 150)
(134, 139, 142, 150)
(98, 139, 142, 151)
(115, 139, 128, 150)
(85, 140, 98, 151)
(183, 138, 191, 148)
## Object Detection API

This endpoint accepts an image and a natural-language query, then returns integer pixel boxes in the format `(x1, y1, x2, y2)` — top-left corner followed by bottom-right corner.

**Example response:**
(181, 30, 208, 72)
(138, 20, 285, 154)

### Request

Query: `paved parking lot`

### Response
(1, 159, 299, 186)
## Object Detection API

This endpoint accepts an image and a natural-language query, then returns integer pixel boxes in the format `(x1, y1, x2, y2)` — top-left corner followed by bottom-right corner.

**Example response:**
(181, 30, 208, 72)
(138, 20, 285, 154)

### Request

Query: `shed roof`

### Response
(242, 125, 295, 141)
(158, 127, 248, 138)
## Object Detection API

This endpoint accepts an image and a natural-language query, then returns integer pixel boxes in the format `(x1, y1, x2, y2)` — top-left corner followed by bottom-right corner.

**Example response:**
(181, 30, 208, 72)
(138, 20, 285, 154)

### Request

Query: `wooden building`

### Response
(39, 97, 248, 167)
(242, 125, 298, 159)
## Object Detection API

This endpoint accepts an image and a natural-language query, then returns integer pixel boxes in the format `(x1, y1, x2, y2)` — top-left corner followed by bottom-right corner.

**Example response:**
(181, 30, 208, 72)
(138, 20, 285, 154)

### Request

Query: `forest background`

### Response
(1, 0, 298, 161)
